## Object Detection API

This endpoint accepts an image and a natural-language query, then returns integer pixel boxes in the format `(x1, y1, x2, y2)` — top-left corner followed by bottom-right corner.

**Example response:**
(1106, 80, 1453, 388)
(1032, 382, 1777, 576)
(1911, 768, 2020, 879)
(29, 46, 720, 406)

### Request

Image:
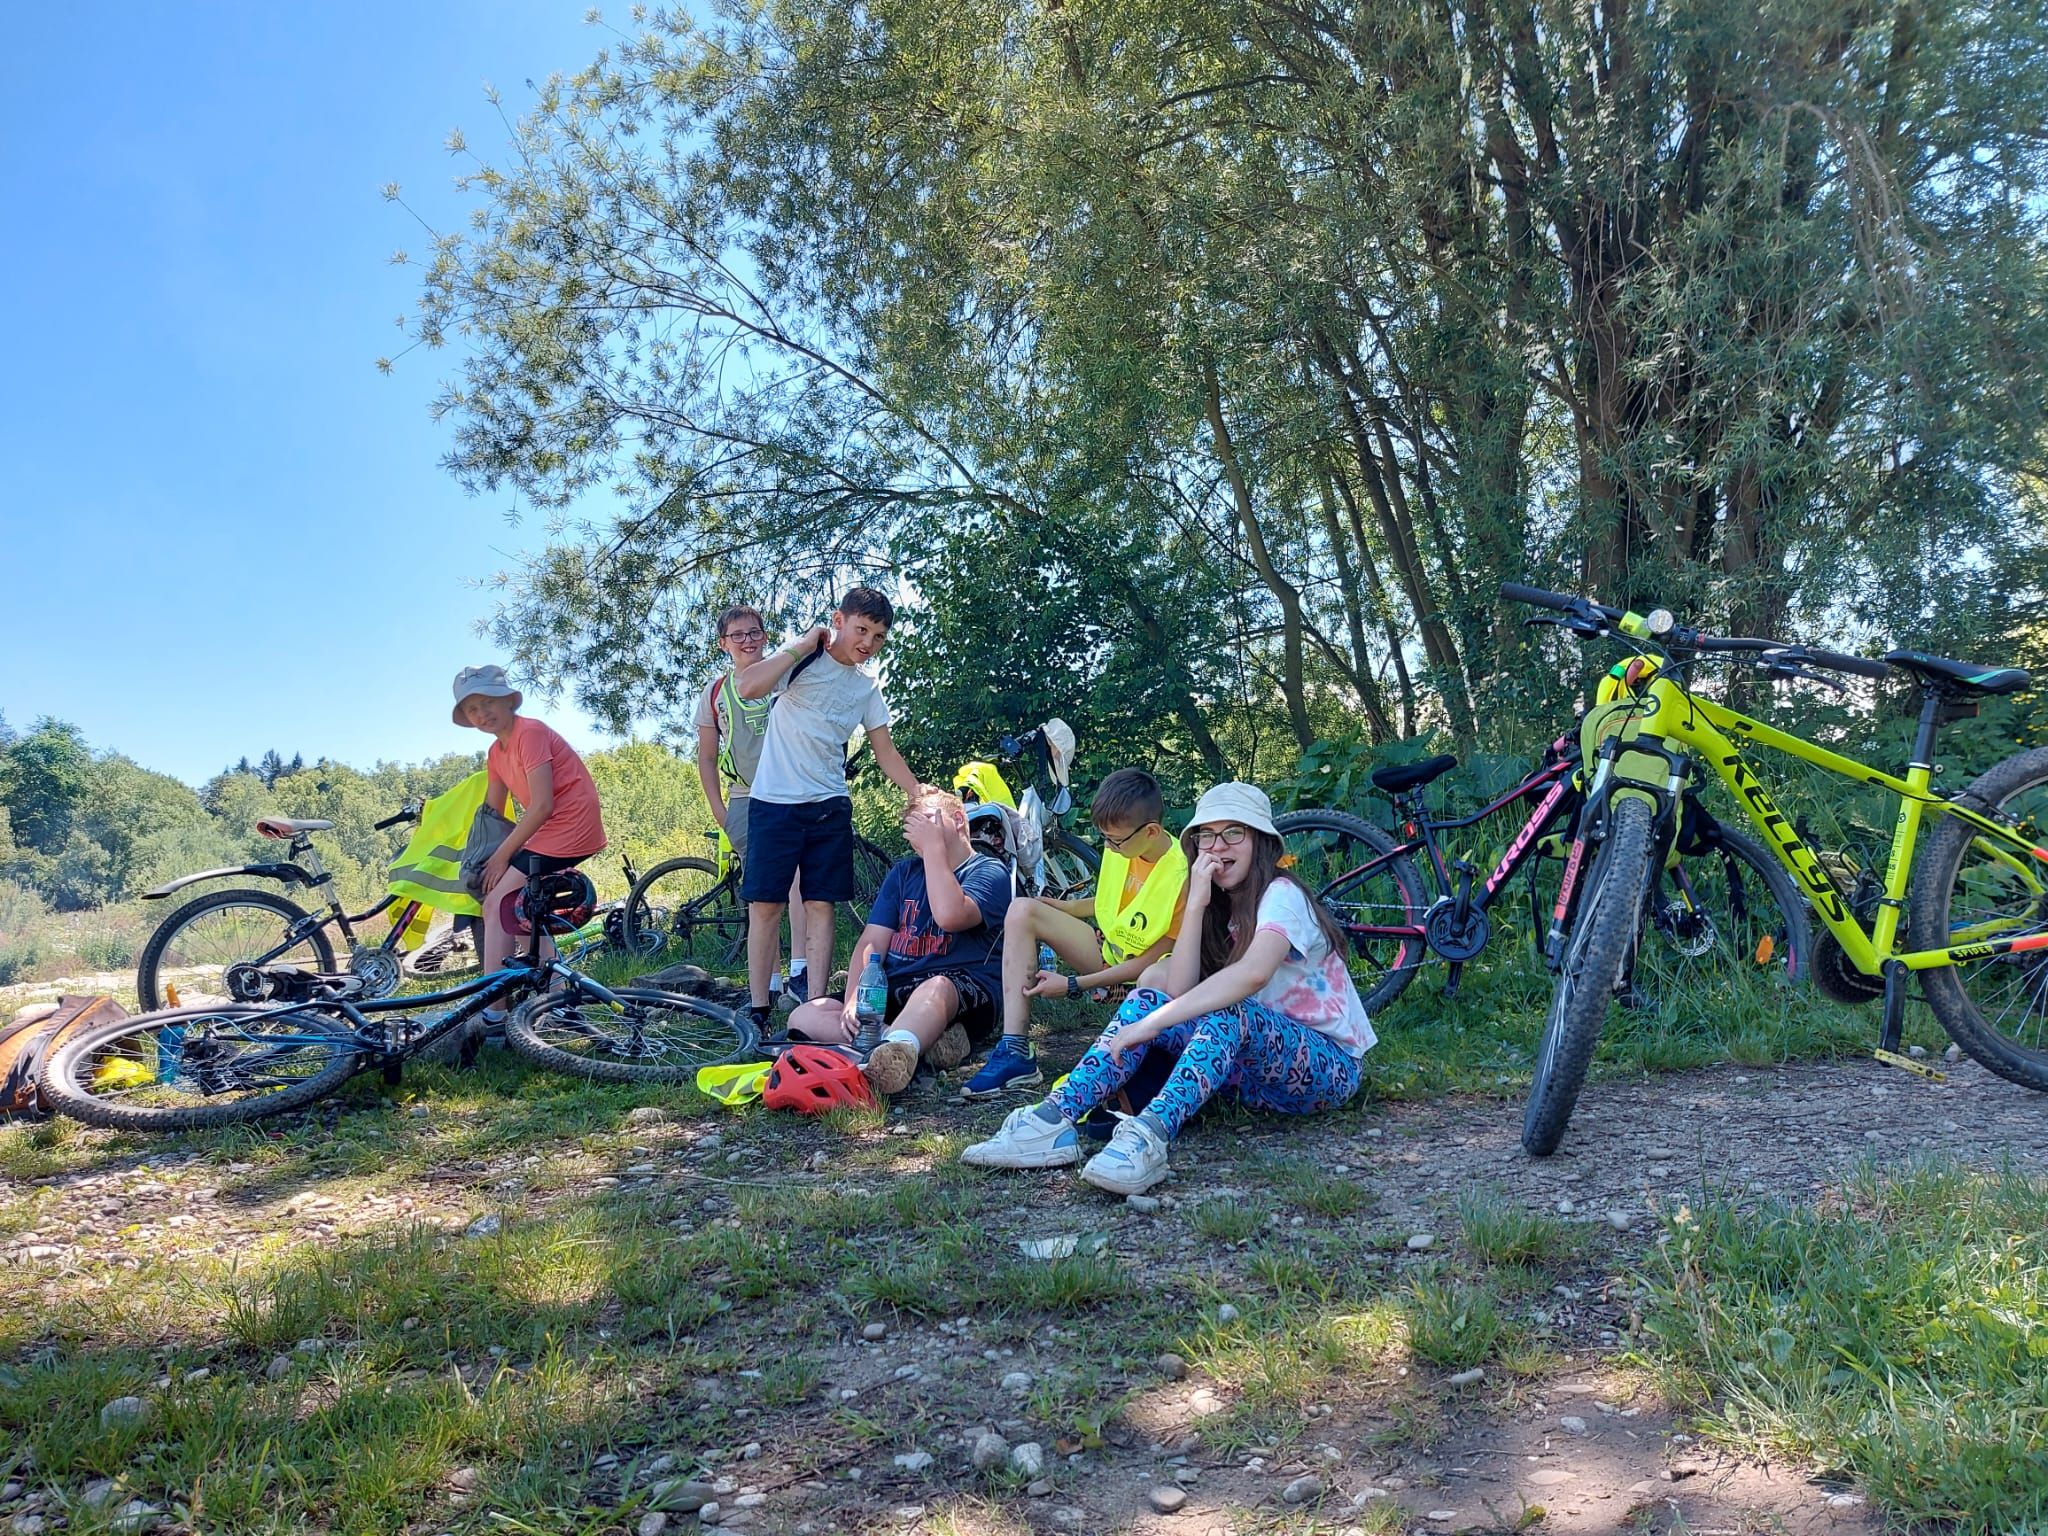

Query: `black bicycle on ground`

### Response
(42, 872, 756, 1131)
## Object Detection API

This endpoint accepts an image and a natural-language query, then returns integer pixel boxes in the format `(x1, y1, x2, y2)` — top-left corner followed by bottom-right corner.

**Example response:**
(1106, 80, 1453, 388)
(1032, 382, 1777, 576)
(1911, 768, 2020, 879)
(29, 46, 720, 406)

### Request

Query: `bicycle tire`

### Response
(137, 888, 337, 1012)
(619, 856, 747, 973)
(1910, 745, 2048, 1091)
(40, 1005, 361, 1132)
(1042, 824, 1100, 902)
(1523, 794, 1656, 1156)
(1634, 817, 1813, 996)
(505, 987, 758, 1083)
(1273, 808, 1428, 1015)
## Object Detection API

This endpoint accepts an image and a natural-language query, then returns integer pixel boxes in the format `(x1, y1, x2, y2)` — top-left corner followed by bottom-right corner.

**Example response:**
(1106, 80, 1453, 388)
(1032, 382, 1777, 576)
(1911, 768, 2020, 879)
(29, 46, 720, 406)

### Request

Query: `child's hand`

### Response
(904, 806, 946, 858)
(1187, 850, 1220, 908)
(1105, 1014, 1165, 1064)
(1024, 970, 1068, 1000)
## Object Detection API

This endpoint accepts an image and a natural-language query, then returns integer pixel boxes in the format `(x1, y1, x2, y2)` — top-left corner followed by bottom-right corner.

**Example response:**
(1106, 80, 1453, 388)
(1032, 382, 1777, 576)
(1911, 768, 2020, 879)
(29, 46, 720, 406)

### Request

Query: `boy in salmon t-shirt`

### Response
(451, 664, 607, 1024)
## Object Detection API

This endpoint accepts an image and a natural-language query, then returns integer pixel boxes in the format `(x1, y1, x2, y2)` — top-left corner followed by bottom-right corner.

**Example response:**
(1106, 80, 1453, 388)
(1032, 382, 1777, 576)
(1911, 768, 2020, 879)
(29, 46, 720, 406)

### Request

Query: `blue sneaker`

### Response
(960, 1036, 1042, 1100)
(784, 967, 810, 1005)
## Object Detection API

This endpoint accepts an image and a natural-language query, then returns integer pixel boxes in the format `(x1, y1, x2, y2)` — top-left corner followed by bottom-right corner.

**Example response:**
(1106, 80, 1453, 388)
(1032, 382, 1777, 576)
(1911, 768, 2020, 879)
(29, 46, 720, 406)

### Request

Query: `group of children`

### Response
(690, 587, 1377, 1194)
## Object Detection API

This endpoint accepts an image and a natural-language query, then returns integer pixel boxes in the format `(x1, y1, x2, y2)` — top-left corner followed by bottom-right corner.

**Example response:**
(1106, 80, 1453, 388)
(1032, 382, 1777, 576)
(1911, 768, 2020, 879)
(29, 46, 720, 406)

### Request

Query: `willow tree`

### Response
(402, 0, 2048, 761)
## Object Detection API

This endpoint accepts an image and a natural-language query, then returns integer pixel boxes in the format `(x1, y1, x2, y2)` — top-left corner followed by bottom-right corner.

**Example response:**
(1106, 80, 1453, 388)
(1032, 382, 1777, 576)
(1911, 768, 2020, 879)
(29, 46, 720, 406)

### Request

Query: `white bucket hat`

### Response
(1181, 782, 1280, 852)
(452, 664, 523, 726)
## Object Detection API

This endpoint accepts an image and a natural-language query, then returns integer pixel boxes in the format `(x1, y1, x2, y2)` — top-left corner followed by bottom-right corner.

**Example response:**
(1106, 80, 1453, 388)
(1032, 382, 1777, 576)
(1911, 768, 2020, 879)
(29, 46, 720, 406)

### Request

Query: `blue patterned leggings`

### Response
(1045, 987, 1361, 1138)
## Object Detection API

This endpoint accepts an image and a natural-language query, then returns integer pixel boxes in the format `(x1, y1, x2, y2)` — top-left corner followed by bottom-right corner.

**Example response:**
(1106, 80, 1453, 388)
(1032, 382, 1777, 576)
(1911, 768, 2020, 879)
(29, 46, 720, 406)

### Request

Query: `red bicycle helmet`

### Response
(761, 1044, 875, 1114)
(499, 869, 598, 937)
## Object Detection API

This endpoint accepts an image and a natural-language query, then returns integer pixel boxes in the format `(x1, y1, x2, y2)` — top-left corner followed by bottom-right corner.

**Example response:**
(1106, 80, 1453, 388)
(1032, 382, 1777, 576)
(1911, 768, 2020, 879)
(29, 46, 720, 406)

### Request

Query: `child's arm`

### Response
(1162, 849, 1218, 998)
(1074, 930, 1175, 993)
(865, 726, 924, 801)
(1108, 929, 1290, 1060)
(905, 813, 983, 932)
(735, 627, 826, 699)
(695, 724, 728, 830)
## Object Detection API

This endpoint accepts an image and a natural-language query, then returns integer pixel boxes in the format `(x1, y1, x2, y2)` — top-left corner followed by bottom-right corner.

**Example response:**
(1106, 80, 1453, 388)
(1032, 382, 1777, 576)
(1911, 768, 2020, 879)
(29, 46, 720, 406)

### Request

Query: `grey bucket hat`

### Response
(452, 664, 523, 727)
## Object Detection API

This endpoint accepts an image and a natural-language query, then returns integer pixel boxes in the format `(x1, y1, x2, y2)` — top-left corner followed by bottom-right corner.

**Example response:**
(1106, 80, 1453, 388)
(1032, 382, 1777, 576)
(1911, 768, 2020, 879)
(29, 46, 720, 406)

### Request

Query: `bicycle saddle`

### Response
(1371, 754, 1459, 794)
(1881, 651, 2032, 696)
(266, 818, 334, 833)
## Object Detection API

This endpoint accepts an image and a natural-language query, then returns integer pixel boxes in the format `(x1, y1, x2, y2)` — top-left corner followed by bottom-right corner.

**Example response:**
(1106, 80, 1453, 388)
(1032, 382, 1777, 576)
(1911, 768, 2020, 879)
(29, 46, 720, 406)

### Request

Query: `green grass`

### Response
(1455, 1187, 1578, 1269)
(1187, 1196, 1272, 1243)
(1634, 1160, 2048, 1533)
(1403, 1273, 1509, 1369)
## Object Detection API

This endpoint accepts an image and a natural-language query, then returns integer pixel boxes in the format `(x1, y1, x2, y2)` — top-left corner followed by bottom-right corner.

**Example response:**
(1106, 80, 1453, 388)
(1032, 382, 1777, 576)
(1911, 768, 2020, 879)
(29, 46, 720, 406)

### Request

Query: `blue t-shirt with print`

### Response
(866, 853, 1013, 989)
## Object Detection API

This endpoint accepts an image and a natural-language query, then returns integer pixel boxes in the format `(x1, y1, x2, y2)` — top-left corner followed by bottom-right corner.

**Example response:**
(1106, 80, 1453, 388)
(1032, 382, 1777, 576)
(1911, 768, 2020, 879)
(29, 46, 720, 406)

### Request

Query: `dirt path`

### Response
(6, 1048, 2042, 1534)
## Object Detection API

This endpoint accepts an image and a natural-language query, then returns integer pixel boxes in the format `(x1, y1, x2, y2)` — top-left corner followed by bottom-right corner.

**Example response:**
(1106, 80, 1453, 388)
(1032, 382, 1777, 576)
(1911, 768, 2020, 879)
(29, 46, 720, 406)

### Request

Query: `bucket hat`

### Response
(1180, 781, 1280, 856)
(452, 664, 523, 727)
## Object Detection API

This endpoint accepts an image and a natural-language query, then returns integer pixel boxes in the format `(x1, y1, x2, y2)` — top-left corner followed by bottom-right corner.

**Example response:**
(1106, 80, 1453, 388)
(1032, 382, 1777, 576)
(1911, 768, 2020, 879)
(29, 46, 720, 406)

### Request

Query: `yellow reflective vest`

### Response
(387, 770, 488, 917)
(1095, 839, 1189, 964)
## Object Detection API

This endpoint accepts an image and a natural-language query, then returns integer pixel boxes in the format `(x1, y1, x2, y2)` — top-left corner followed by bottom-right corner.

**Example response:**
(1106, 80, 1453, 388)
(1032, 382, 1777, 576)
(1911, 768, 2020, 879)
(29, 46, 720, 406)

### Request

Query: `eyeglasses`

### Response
(1192, 824, 1251, 849)
(720, 627, 766, 643)
(1100, 822, 1157, 852)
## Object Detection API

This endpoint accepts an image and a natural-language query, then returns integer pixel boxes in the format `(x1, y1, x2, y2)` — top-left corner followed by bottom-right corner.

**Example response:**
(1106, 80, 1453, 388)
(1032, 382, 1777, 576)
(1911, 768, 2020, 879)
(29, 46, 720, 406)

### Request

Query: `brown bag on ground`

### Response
(0, 994, 128, 1117)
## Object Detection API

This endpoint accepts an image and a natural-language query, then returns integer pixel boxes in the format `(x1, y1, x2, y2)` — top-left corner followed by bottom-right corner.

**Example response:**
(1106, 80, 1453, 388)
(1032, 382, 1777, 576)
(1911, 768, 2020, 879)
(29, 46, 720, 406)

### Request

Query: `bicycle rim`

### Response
(1274, 810, 1426, 1015)
(44, 1007, 360, 1130)
(1634, 821, 1810, 1003)
(1913, 747, 2048, 1089)
(622, 858, 746, 973)
(506, 988, 757, 1083)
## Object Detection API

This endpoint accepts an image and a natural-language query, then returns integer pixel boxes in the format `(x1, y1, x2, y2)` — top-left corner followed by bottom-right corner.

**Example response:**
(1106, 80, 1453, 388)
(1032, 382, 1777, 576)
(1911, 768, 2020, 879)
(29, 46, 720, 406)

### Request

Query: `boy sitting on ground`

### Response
(735, 587, 925, 1033)
(783, 789, 1013, 1095)
(962, 768, 1188, 1098)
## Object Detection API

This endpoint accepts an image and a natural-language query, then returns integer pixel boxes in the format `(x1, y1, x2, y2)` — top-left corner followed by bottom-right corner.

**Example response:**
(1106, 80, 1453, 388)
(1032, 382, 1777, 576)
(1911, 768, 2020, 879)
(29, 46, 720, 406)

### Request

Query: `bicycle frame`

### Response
(165, 910, 628, 1073)
(1328, 746, 1581, 945)
(1621, 675, 2048, 974)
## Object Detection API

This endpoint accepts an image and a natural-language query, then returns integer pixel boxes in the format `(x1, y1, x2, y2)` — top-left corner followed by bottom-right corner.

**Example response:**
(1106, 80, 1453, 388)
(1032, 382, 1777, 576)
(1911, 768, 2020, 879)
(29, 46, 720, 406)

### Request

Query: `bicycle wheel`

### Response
(137, 888, 337, 1012)
(506, 987, 758, 1083)
(40, 1005, 361, 1131)
(1632, 816, 1811, 1000)
(619, 857, 747, 973)
(1523, 794, 1657, 1156)
(1273, 809, 1428, 1015)
(401, 917, 481, 980)
(1910, 745, 2048, 1091)
(842, 837, 897, 929)
(1041, 825, 1100, 902)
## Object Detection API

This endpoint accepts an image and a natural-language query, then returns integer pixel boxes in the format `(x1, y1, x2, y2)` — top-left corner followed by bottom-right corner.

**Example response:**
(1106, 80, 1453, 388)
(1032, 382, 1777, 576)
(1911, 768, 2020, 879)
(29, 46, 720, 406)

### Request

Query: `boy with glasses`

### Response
(962, 768, 1189, 1098)
(693, 605, 810, 1001)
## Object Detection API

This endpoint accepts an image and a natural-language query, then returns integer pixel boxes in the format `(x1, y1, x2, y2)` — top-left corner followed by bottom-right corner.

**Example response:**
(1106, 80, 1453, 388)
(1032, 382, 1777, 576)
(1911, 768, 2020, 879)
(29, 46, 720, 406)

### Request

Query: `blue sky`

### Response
(1, 3, 645, 783)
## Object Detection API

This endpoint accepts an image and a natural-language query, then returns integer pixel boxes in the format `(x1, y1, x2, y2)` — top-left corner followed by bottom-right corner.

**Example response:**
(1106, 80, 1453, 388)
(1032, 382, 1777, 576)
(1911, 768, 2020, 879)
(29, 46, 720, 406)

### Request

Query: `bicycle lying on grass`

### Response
(1275, 740, 1810, 1018)
(1504, 580, 2045, 1155)
(40, 872, 756, 1131)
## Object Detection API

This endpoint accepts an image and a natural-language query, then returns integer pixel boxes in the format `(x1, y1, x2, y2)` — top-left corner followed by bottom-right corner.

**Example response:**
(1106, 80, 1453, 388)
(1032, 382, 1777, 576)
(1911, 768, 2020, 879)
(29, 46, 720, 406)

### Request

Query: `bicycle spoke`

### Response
(64, 1010, 357, 1114)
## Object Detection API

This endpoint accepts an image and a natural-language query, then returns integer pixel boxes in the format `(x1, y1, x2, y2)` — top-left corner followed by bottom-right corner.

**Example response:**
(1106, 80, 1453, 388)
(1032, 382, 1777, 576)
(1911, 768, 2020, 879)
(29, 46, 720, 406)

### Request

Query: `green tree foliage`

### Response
(0, 718, 711, 915)
(397, 0, 2048, 775)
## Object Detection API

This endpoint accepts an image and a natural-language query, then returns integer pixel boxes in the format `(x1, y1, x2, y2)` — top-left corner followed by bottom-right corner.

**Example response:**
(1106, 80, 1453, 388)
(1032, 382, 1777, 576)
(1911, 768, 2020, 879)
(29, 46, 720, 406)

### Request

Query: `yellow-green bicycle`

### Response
(1502, 580, 2042, 1155)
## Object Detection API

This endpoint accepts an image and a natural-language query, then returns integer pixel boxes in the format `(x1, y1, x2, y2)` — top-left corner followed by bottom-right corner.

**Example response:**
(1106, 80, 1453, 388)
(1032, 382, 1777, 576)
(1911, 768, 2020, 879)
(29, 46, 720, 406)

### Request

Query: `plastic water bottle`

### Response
(1038, 942, 1058, 976)
(854, 952, 887, 1053)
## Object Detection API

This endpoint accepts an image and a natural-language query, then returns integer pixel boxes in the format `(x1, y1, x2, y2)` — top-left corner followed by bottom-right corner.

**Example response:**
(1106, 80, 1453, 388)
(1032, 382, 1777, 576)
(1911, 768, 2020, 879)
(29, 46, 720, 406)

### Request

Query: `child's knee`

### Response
(1113, 986, 1170, 1025)
(1005, 897, 1039, 932)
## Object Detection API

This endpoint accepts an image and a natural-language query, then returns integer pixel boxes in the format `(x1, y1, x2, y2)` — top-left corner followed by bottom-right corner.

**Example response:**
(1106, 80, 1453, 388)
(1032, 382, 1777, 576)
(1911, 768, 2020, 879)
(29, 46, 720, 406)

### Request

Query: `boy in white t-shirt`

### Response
(733, 587, 925, 1030)
(963, 782, 1372, 1195)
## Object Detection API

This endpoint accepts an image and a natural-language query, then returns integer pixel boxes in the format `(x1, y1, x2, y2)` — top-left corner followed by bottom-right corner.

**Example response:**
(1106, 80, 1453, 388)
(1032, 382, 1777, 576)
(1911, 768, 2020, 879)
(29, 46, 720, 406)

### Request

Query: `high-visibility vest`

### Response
(387, 770, 489, 916)
(712, 672, 774, 790)
(952, 760, 1016, 808)
(1095, 839, 1189, 964)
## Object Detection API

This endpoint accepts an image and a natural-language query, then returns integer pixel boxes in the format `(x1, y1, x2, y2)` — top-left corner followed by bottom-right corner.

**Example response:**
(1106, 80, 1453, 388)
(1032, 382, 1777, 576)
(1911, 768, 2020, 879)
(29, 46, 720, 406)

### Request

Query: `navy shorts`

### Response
(740, 796, 858, 905)
(887, 971, 999, 1043)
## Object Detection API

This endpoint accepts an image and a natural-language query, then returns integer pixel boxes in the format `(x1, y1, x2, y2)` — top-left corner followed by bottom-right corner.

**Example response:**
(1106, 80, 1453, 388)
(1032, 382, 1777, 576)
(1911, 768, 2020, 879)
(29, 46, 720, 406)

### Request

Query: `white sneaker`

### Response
(960, 1103, 1080, 1169)
(1080, 1113, 1170, 1194)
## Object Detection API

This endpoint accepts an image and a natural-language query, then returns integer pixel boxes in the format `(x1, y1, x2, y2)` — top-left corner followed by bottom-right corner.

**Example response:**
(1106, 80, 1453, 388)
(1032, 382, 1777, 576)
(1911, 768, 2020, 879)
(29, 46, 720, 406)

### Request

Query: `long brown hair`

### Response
(1185, 828, 1349, 977)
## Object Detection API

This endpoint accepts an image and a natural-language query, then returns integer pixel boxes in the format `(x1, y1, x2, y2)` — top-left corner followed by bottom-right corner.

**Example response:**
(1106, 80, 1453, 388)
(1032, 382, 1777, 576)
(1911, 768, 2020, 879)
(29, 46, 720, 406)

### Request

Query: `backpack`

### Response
(0, 994, 129, 1118)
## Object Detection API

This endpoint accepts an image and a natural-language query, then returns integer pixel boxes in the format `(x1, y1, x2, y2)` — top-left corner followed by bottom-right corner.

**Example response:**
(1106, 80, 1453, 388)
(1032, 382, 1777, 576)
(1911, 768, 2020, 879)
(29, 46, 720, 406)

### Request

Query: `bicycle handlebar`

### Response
(373, 802, 422, 831)
(1501, 581, 1889, 681)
